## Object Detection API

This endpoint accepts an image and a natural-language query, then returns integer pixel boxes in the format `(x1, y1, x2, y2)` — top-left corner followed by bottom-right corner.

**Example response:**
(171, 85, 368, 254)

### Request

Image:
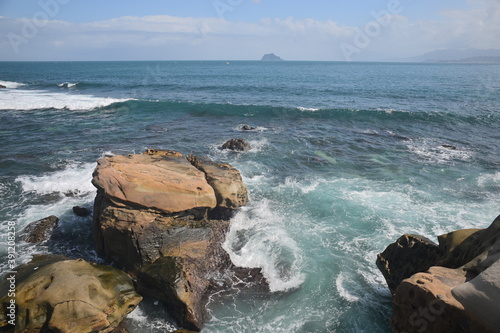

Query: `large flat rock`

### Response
(92, 151, 216, 214)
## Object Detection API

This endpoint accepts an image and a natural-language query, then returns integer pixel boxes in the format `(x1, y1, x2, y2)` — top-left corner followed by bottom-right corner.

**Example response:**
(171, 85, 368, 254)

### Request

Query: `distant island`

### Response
(261, 53, 284, 61)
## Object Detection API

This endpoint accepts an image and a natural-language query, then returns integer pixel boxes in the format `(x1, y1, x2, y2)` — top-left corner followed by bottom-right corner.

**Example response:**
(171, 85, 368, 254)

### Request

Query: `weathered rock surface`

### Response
(188, 154, 248, 216)
(22, 215, 59, 243)
(376, 234, 441, 294)
(378, 215, 500, 333)
(92, 150, 253, 331)
(92, 150, 216, 214)
(0, 255, 142, 333)
(221, 138, 252, 152)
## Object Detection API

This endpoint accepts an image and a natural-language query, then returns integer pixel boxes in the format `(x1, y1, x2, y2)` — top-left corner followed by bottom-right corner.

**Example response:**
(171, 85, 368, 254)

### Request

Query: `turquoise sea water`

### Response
(0, 61, 499, 332)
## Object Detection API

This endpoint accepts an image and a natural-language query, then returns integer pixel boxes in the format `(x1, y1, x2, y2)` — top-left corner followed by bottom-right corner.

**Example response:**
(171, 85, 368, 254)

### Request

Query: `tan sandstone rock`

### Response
(0, 255, 142, 333)
(379, 215, 500, 333)
(92, 151, 216, 214)
(92, 150, 251, 331)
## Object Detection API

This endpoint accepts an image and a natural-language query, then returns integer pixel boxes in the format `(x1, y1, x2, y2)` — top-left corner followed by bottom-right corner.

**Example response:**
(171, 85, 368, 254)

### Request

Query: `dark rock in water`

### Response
(239, 124, 256, 131)
(378, 215, 500, 333)
(0, 84, 6, 89)
(221, 138, 252, 152)
(64, 189, 81, 197)
(261, 53, 284, 61)
(441, 144, 457, 150)
(22, 215, 59, 243)
(91, 150, 260, 330)
(376, 234, 442, 294)
(73, 205, 90, 217)
(0, 255, 142, 333)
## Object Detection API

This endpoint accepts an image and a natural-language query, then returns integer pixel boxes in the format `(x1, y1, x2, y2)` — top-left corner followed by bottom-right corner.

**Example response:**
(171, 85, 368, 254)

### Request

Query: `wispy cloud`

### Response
(1, 0, 499, 61)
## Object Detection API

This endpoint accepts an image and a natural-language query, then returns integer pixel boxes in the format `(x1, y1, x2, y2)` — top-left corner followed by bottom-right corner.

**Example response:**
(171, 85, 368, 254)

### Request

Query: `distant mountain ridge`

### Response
(404, 48, 500, 63)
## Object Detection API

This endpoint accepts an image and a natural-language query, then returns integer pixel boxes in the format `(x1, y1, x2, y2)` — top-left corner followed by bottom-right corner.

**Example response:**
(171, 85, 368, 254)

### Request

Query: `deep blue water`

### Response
(0, 61, 499, 332)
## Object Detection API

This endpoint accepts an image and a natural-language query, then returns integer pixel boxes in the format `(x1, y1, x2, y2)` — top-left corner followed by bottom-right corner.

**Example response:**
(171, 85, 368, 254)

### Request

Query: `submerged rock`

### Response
(92, 149, 255, 330)
(378, 215, 500, 333)
(22, 215, 59, 243)
(0, 255, 142, 333)
(73, 206, 91, 217)
(440, 144, 457, 150)
(221, 138, 252, 152)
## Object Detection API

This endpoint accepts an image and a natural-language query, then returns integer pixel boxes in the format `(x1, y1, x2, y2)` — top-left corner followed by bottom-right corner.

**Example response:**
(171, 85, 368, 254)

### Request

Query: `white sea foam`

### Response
(407, 140, 473, 164)
(0, 80, 26, 89)
(58, 82, 78, 88)
(297, 106, 320, 112)
(283, 177, 320, 194)
(126, 306, 177, 332)
(336, 273, 360, 303)
(478, 172, 500, 188)
(223, 200, 306, 292)
(247, 138, 269, 153)
(16, 162, 96, 196)
(0, 89, 131, 111)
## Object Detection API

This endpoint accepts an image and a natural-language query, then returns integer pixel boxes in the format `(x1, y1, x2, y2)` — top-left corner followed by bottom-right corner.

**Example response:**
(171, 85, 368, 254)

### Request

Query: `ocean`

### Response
(0, 61, 499, 332)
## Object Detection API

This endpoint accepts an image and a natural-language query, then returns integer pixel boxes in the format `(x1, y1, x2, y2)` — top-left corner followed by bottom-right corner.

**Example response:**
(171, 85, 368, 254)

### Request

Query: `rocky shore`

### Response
(377, 215, 500, 333)
(0, 149, 264, 332)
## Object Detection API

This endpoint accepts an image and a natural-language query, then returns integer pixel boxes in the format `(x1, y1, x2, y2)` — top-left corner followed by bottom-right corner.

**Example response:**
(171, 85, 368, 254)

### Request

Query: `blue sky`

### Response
(0, 0, 498, 61)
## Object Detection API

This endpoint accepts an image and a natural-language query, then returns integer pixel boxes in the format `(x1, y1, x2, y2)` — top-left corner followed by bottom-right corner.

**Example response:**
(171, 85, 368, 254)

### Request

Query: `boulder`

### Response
(221, 138, 251, 152)
(379, 215, 500, 333)
(0, 255, 142, 333)
(0, 84, 6, 89)
(376, 234, 441, 294)
(92, 150, 216, 214)
(239, 124, 256, 131)
(22, 215, 59, 243)
(188, 154, 248, 217)
(92, 150, 252, 330)
(73, 206, 91, 217)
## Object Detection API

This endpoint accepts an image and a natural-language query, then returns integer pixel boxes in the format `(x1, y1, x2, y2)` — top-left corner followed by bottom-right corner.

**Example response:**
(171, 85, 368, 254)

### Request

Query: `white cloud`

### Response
(0, 1, 499, 61)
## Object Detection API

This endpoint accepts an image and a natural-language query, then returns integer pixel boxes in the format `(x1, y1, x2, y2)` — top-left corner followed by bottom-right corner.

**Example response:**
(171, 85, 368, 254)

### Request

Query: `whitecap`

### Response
(16, 162, 96, 196)
(223, 200, 306, 292)
(0, 89, 132, 111)
(297, 106, 320, 112)
(58, 82, 78, 88)
(0, 80, 26, 89)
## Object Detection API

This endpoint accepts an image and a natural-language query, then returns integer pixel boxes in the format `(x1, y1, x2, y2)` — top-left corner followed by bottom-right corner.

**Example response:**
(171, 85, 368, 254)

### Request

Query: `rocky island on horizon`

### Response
(261, 53, 284, 61)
